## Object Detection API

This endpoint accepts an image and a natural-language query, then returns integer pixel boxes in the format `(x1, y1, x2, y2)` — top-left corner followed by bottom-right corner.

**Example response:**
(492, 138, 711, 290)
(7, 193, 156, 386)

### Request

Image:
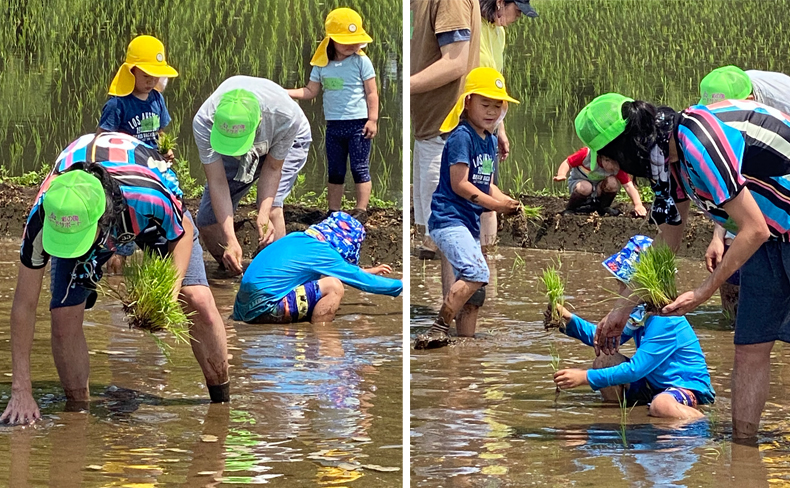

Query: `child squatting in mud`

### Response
(414, 67, 521, 350)
(551, 236, 714, 419)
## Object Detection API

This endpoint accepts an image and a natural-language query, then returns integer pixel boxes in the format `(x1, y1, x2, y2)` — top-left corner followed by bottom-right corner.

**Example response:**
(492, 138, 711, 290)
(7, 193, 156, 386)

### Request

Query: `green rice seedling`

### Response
(511, 253, 525, 273)
(107, 250, 192, 352)
(541, 261, 565, 330)
(549, 341, 561, 400)
(629, 242, 678, 311)
(158, 132, 178, 154)
(522, 205, 543, 222)
(616, 390, 637, 448)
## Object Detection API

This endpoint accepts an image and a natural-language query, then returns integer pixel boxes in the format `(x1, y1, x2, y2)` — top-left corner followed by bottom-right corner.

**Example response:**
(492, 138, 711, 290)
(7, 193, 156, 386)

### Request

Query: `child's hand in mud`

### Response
(365, 264, 392, 276)
(554, 369, 589, 389)
(497, 198, 520, 215)
(633, 204, 647, 218)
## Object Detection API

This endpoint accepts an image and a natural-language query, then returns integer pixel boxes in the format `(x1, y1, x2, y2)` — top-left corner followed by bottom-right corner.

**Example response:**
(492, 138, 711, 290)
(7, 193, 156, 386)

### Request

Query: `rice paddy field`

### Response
(497, 0, 790, 195)
(0, 0, 402, 203)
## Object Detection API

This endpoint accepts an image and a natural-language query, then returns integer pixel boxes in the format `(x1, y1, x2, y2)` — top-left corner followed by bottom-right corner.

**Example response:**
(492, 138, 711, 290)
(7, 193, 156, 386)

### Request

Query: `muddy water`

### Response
(411, 247, 790, 487)
(0, 240, 403, 487)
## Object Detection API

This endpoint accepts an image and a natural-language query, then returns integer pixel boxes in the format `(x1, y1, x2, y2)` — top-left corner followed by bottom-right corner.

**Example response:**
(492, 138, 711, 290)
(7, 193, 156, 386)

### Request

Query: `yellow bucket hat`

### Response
(108, 35, 179, 96)
(440, 67, 520, 133)
(310, 8, 373, 67)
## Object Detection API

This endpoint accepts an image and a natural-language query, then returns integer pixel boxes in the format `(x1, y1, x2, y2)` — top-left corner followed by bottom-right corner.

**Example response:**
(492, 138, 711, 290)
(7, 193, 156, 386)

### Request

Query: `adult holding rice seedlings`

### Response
(476, 0, 538, 252)
(411, 0, 481, 261)
(414, 67, 521, 350)
(232, 212, 402, 325)
(575, 92, 790, 440)
(193, 76, 312, 276)
(552, 236, 713, 419)
(0, 132, 230, 425)
(698, 65, 790, 321)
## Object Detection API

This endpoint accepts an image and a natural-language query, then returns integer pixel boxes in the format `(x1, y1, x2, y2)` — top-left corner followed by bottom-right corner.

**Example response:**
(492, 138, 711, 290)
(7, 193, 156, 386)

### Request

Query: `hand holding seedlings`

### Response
(553, 369, 588, 390)
(541, 263, 566, 330)
(497, 198, 521, 215)
(257, 215, 274, 248)
(221, 239, 245, 276)
(366, 264, 393, 275)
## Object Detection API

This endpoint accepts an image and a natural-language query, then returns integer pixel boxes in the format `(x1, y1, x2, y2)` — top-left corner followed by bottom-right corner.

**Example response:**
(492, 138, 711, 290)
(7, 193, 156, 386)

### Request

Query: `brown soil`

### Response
(0, 184, 403, 267)
(499, 196, 715, 259)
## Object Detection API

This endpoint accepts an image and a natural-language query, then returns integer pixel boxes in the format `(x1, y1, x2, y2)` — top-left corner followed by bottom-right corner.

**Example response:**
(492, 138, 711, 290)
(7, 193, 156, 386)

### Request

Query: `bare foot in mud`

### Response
(414, 330, 454, 350)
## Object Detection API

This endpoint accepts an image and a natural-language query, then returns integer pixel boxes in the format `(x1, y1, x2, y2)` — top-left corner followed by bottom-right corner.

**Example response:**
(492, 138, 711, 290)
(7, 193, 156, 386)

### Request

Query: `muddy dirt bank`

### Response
(0, 184, 403, 267)
(412, 195, 716, 260)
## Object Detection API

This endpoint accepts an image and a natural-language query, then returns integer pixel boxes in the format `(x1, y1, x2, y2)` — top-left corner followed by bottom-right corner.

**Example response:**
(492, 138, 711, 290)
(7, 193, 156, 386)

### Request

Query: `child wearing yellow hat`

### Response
(414, 67, 521, 350)
(98, 35, 178, 157)
(287, 8, 378, 218)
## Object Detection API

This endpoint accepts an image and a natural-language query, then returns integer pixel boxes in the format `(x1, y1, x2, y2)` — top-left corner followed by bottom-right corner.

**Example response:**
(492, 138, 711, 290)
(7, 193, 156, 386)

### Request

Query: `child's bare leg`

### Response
(567, 181, 593, 211)
(415, 280, 482, 349)
(649, 393, 705, 420)
(354, 181, 371, 210)
(456, 287, 484, 337)
(328, 183, 345, 211)
(311, 277, 345, 324)
(592, 352, 629, 402)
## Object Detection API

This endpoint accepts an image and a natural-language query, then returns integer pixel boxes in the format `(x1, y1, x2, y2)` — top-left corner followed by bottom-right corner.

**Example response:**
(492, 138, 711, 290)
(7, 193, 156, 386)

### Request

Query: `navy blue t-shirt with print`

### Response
(428, 120, 497, 238)
(99, 90, 171, 149)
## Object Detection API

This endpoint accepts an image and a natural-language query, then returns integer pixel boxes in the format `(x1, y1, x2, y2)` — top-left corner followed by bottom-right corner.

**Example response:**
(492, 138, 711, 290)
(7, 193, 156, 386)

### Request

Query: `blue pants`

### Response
(326, 119, 371, 185)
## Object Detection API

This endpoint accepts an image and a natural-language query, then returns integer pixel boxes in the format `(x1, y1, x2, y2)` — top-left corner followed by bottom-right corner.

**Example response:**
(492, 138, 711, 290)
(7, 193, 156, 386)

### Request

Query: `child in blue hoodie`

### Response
(552, 236, 714, 420)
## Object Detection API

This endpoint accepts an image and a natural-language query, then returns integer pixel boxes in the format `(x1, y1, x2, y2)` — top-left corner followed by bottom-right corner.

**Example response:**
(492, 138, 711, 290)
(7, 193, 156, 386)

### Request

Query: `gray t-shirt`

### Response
(747, 70, 790, 115)
(193, 76, 312, 183)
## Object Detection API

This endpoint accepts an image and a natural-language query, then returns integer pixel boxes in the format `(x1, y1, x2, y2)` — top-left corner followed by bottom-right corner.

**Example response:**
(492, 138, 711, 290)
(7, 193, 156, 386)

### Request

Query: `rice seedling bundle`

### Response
(540, 262, 565, 329)
(629, 242, 678, 311)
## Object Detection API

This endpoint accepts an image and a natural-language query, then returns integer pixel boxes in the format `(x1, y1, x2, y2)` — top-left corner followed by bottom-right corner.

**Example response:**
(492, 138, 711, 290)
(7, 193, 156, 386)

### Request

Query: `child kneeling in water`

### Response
(552, 236, 715, 419)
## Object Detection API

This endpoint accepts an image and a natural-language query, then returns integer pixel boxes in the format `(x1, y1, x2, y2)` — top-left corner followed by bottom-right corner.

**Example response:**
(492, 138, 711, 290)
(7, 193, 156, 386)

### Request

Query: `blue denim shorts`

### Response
(735, 241, 790, 344)
(50, 211, 208, 310)
(429, 225, 489, 283)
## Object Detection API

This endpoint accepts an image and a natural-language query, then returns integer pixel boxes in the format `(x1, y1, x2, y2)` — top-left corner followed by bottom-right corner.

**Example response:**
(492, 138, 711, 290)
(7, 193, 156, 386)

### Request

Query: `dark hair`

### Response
(598, 101, 675, 178)
(327, 39, 337, 61)
(78, 163, 126, 233)
(479, 0, 518, 24)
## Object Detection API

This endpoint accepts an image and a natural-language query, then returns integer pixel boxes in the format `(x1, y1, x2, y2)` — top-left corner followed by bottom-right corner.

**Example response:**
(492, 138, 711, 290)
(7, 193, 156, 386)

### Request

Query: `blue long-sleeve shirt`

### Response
(564, 314, 715, 404)
(232, 233, 402, 322)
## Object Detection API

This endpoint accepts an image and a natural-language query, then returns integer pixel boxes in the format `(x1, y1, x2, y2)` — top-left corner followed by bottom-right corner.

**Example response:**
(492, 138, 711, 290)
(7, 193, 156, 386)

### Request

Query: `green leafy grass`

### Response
(108, 251, 192, 349)
(629, 242, 678, 310)
(541, 262, 565, 324)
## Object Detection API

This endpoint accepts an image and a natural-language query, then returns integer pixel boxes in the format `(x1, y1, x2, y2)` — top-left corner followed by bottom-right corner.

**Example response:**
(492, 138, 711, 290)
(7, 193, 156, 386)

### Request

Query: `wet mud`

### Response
(0, 184, 403, 267)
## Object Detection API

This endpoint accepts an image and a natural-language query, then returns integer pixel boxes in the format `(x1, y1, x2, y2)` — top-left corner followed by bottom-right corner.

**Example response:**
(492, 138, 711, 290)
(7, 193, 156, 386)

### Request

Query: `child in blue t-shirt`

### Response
(98, 35, 178, 156)
(552, 236, 715, 419)
(287, 8, 378, 217)
(414, 67, 521, 350)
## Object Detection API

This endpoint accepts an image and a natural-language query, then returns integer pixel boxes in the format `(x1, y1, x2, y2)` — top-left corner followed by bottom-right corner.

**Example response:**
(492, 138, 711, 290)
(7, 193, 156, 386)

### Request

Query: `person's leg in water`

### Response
(649, 389, 705, 420)
(50, 303, 91, 403)
(565, 180, 594, 214)
(732, 342, 774, 439)
(177, 212, 230, 402)
(591, 352, 630, 402)
(595, 175, 621, 216)
(312, 277, 345, 324)
(415, 225, 489, 349)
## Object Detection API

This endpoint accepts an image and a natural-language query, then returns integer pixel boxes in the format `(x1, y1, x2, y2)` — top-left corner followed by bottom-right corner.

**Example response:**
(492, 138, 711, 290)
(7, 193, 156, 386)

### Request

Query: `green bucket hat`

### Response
(699, 65, 752, 105)
(42, 170, 106, 258)
(210, 89, 262, 156)
(574, 93, 634, 170)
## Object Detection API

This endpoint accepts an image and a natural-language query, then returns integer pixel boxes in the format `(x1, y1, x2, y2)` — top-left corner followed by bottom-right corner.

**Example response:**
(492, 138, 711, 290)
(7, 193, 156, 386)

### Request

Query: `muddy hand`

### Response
(0, 391, 41, 426)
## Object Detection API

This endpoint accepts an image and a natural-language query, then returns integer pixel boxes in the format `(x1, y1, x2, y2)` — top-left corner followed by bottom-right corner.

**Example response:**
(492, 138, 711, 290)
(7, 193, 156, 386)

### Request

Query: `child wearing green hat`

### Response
(288, 7, 378, 218)
(414, 67, 521, 350)
(699, 65, 790, 116)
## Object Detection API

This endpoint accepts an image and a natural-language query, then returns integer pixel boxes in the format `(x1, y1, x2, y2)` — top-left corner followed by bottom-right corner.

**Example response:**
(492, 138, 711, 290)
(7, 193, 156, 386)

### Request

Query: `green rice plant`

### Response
(522, 205, 543, 222)
(171, 158, 203, 200)
(541, 260, 565, 329)
(549, 341, 560, 372)
(511, 253, 525, 273)
(629, 242, 678, 311)
(158, 132, 178, 154)
(106, 250, 192, 353)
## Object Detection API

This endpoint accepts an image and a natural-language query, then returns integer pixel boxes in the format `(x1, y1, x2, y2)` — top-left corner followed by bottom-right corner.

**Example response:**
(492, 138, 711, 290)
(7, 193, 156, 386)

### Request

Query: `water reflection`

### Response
(411, 247, 790, 486)
(0, 240, 402, 487)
